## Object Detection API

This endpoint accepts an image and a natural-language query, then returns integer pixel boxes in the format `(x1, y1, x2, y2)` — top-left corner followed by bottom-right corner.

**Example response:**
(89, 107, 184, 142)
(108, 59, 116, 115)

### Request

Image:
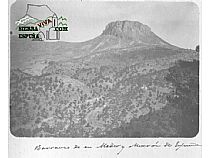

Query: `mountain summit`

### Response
(101, 20, 170, 45)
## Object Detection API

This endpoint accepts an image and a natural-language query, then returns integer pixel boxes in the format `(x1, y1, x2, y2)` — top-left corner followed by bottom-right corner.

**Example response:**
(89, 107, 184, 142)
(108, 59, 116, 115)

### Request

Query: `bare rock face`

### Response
(102, 20, 167, 45)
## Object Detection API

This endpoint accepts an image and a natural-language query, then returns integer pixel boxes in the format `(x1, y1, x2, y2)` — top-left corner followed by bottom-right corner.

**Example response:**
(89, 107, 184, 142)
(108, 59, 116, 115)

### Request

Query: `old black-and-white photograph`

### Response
(10, 0, 199, 138)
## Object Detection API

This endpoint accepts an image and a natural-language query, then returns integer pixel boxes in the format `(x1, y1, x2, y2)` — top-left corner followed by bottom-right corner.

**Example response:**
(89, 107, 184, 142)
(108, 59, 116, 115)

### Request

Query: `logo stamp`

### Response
(15, 4, 69, 41)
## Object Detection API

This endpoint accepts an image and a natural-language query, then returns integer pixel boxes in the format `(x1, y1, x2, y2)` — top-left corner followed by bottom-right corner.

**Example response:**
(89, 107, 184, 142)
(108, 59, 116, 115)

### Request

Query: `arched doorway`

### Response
(38, 31, 45, 41)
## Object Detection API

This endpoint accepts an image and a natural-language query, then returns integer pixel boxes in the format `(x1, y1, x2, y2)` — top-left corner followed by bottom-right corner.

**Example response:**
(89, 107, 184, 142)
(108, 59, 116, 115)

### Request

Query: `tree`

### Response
(196, 45, 199, 53)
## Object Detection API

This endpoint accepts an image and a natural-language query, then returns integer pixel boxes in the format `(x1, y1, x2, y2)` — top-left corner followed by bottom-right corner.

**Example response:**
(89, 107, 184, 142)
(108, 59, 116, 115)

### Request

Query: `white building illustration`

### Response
(45, 13, 60, 40)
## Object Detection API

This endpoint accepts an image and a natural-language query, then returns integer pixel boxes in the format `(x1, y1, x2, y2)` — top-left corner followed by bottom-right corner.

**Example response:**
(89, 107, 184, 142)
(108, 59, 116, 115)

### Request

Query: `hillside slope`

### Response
(10, 20, 199, 137)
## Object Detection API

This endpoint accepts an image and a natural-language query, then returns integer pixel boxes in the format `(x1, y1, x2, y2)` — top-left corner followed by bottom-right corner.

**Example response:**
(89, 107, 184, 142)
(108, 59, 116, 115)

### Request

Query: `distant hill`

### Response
(11, 20, 186, 70)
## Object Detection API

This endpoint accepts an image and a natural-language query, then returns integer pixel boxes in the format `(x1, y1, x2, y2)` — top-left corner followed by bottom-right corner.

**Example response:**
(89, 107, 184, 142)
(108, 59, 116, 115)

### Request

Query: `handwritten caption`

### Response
(34, 141, 201, 155)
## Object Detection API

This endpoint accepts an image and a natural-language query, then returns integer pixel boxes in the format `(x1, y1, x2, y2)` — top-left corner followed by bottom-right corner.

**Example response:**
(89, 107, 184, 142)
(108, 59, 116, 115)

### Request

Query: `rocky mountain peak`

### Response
(101, 20, 166, 45)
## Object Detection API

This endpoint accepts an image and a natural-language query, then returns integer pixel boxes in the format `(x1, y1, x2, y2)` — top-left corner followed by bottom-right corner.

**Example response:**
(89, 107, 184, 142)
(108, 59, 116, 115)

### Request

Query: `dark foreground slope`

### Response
(102, 60, 199, 137)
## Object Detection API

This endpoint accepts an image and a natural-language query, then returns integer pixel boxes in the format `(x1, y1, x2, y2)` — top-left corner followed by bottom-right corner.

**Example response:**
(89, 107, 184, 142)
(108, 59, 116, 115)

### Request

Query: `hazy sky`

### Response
(10, 0, 199, 49)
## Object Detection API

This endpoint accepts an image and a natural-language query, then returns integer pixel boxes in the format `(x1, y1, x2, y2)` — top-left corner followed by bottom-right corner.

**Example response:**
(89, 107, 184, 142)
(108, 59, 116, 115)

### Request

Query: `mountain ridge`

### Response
(101, 20, 175, 47)
(11, 20, 186, 68)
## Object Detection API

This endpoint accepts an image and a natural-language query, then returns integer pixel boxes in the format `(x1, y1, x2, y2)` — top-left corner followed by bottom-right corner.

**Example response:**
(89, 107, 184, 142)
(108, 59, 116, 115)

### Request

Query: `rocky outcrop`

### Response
(102, 20, 169, 45)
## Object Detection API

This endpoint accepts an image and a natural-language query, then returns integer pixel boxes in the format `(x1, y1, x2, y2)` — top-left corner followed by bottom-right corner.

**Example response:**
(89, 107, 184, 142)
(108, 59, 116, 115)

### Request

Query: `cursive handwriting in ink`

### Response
(97, 142, 125, 155)
(128, 141, 161, 148)
(175, 141, 202, 151)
